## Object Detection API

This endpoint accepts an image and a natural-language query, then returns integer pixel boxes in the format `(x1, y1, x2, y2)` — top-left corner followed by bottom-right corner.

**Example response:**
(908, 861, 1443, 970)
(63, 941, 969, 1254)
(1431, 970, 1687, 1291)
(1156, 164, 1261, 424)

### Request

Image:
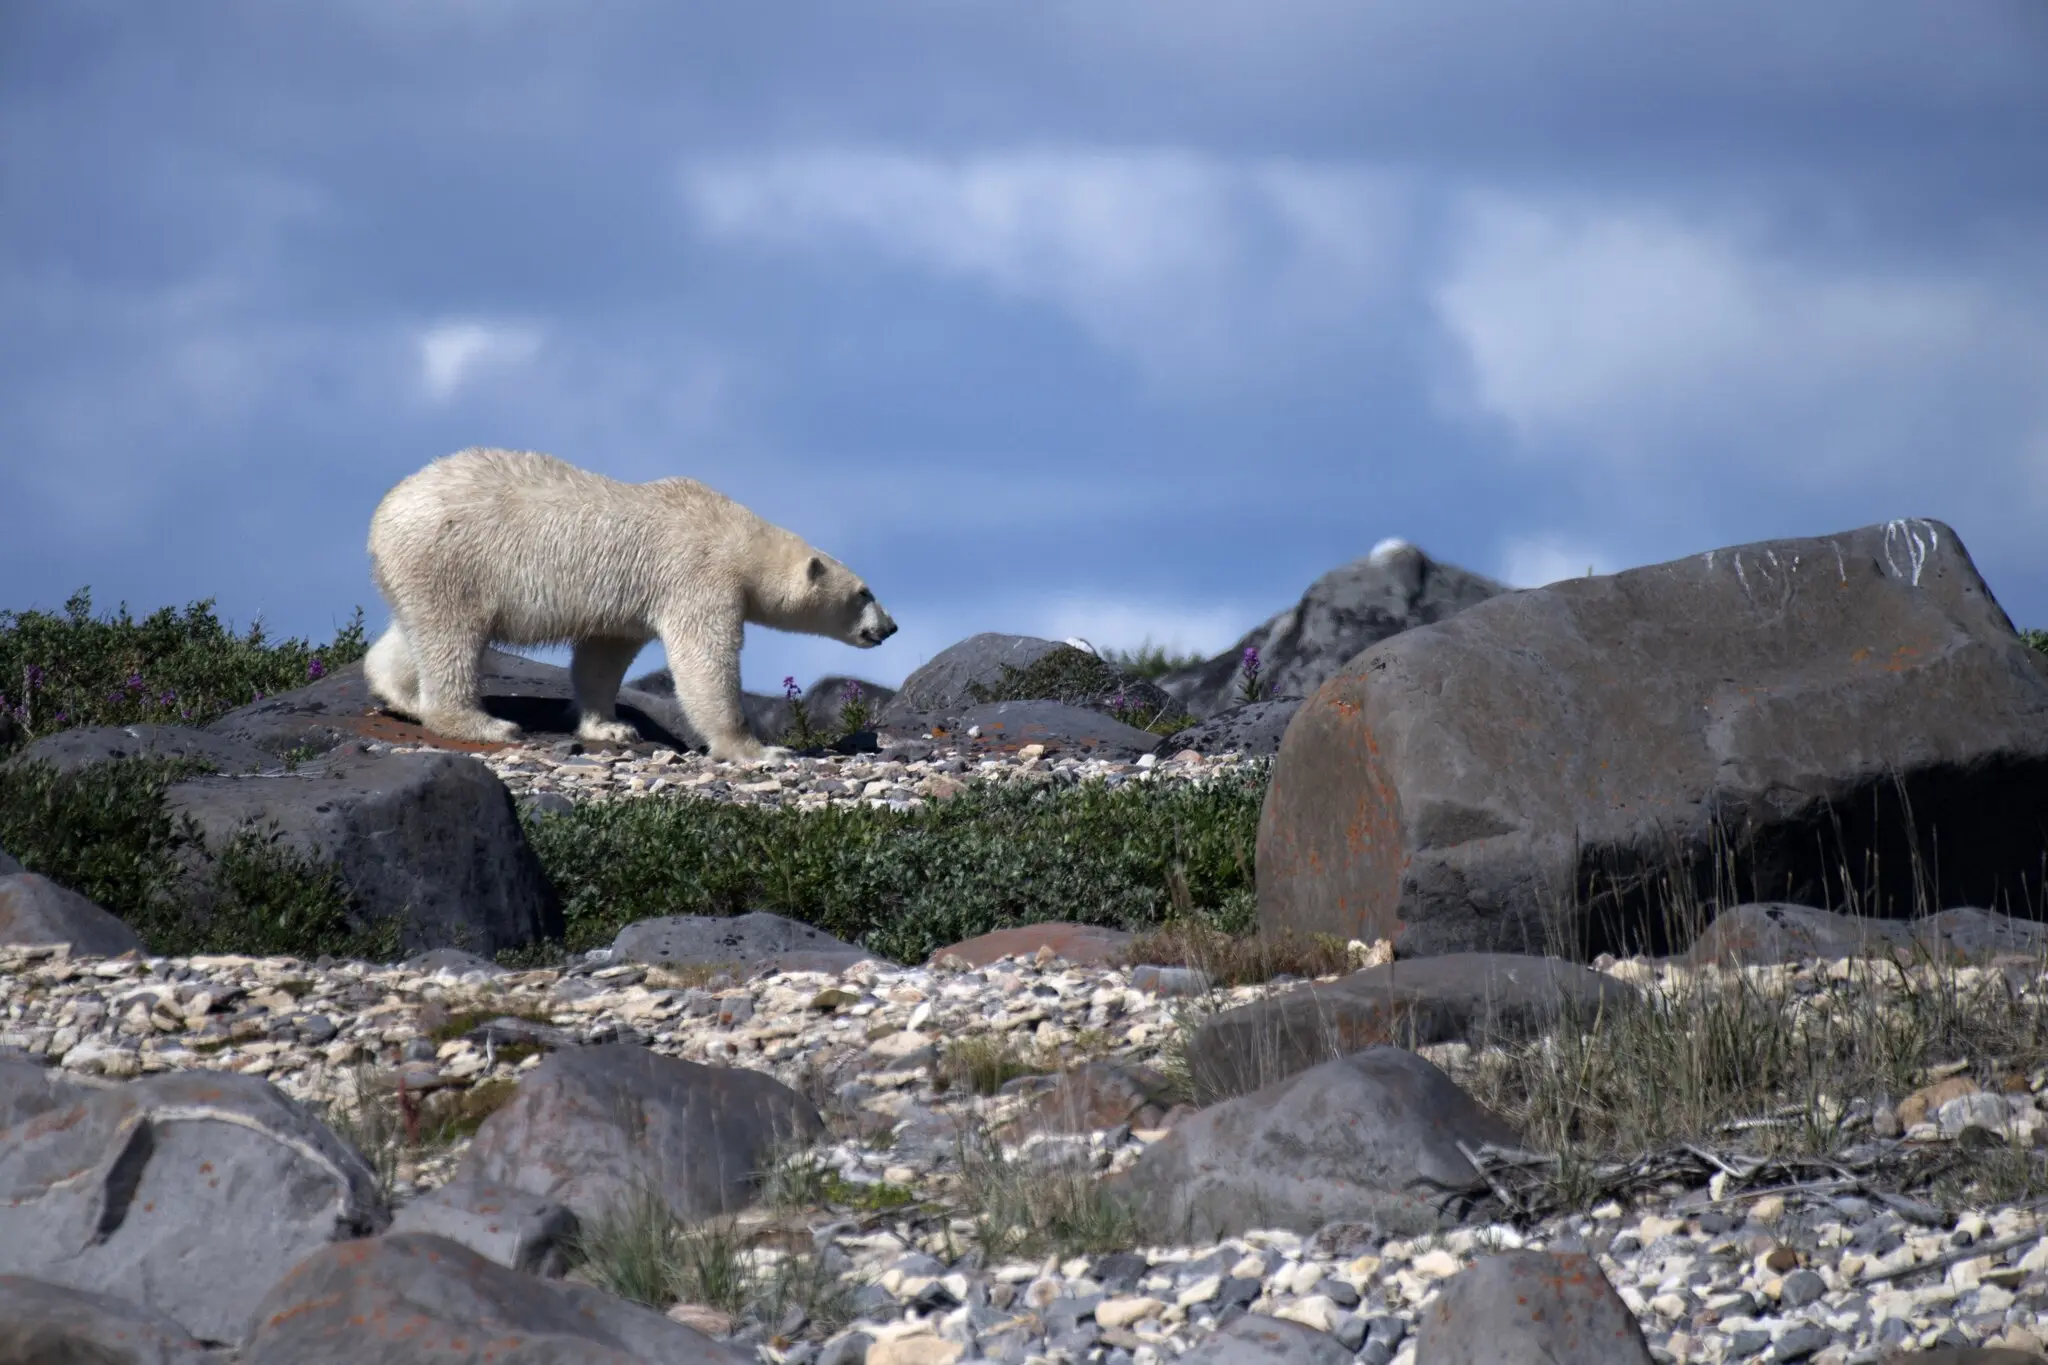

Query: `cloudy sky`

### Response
(4, 2, 2045, 691)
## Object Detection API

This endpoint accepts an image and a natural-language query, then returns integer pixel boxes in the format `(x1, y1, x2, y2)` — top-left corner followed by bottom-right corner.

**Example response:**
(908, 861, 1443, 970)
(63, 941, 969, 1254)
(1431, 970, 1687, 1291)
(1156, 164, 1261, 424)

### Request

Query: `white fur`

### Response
(364, 447, 896, 761)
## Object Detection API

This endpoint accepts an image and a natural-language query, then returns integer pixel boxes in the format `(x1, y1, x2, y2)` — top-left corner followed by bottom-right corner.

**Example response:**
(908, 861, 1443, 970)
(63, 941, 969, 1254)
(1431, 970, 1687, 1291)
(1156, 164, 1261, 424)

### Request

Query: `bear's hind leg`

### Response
(410, 615, 523, 745)
(363, 621, 422, 717)
(658, 629, 785, 765)
(569, 636, 644, 747)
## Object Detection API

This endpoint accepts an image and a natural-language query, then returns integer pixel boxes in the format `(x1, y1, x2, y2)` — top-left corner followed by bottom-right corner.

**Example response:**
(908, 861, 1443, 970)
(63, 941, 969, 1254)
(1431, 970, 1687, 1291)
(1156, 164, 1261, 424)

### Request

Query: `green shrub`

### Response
(1102, 639, 1207, 679)
(0, 588, 367, 758)
(0, 756, 395, 960)
(2025, 627, 2048, 659)
(523, 763, 1268, 963)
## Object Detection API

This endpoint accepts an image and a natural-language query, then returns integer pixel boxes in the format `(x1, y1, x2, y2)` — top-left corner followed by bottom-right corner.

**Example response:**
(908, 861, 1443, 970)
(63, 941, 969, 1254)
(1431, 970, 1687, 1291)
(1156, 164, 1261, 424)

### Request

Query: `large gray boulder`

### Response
(876, 633, 1066, 723)
(241, 1231, 747, 1365)
(1114, 1047, 1518, 1242)
(1158, 540, 1509, 720)
(0, 873, 145, 956)
(0, 1275, 228, 1365)
(2, 724, 280, 777)
(164, 746, 562, 956)
(1258, 519, 2048, 959)
(875, 635, 1179, 733)
(1413, 1250, 1654, 1364)
(1185, 954, 1637, 1103)
(208, 650, 712, 758)
(0, 1058, 388, 1345)
(610, 911, 877, 975)
(453, 1043, 825, 1225)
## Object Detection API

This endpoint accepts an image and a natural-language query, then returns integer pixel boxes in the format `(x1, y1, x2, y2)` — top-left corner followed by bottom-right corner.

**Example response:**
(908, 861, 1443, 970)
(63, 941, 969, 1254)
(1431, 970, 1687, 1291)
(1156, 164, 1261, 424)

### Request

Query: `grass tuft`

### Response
(951, 1121, 1143, 1261)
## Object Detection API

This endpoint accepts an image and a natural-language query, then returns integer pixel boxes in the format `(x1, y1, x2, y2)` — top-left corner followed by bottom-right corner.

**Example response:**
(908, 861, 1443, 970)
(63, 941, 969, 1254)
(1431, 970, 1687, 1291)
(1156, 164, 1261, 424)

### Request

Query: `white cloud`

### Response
(1497, 535, 1620, 588)
(680, 148, 1406, 387)
(415, 319, 545, 403)
(1431, 195, 2048, 489)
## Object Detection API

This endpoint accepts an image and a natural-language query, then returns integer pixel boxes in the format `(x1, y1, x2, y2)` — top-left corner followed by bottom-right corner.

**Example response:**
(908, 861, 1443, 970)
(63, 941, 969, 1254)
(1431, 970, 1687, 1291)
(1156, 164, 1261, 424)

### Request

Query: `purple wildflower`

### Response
(307, 657, 326, 681)
(159, 689, 177, 705)
(24, 665, 43, 689)
(841, 680, 862, 702)
(783, 676, 801, 701)
(125, 673, 145, 692)
(1241, 646, 1261, 679)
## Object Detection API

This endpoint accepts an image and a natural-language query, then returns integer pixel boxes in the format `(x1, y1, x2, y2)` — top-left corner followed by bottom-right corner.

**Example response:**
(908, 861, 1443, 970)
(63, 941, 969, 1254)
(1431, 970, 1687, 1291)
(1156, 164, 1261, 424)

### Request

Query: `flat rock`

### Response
(929, 922, 1137, 968)
(1185, 954, 1636, 1103)
(242, 1231, 748, 1365)
(2, 723, 282, 777)
(925, 700, 1166, 760)
(1258, 519, 2048, 958)
(208, 650, 711, 759)
(1160, 699, 1305, 758)
(611, 911, 878, 974)
(1158, 539, 1509, 720)
(388, 1177, 578, 1276)
(0, 1057, 388, 1345)
(454, 1043, 826, 1224)
(401, 946, 512, 976)
(1179, 1314, 1352, 1365)
(0, 1275, 229, 1365)
(1413, 1250, 1654, 1364)
(0, 872, 146, 956)
(1114, 1047, 1518, 1242)
(1007, 1060, 1178, 1136)
(165, 746, 562, 956)
(1688, 902, 2048, 966)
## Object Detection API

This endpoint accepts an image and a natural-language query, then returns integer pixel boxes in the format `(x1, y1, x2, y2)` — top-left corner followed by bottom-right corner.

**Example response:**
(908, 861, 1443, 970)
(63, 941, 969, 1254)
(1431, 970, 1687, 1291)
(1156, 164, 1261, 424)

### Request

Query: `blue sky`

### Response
(4, 2, 2045, 692)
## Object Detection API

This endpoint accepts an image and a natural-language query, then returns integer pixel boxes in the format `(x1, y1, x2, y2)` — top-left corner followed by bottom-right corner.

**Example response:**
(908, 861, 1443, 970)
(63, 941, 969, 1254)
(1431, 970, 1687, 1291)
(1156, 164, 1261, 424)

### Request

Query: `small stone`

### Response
(1095, 1297, 1165, 1330)
(1763, 1246, 1800, 1274)
(1778, 1268, 1827, 1308)
(866, 1336, 963, 1365)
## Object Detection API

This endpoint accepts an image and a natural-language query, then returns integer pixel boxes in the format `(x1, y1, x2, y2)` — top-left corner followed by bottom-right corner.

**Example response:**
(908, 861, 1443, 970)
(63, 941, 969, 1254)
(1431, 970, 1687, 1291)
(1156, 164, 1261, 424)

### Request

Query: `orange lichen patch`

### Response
(339, 711, 516, 754)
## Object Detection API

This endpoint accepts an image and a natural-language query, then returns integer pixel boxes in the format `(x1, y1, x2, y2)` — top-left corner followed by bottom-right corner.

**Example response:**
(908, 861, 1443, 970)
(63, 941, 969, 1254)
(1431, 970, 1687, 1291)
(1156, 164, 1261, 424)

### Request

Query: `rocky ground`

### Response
(6, 737, 2048, 1363)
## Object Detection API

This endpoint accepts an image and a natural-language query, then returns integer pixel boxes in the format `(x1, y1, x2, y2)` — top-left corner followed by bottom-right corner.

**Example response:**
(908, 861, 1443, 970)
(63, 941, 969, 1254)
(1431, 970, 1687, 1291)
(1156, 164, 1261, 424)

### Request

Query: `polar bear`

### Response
(363, 447, 896, 762)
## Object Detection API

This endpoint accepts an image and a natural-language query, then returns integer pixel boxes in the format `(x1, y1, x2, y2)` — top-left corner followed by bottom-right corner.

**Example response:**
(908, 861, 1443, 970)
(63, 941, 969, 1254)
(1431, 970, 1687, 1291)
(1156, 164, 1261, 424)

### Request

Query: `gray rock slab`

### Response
(1412, 1250, 1654, 1364)
(1186, 953, 1637, 1103)
(241, 1231, 748, 1365)
(2, 724, 282, 778)
(1115, 1047, 1518, 1242)
(1179, 1314, 1352, 1365)
(0, 1057, 388, 1345)
(1688, 901, 2048, 966)
(1258, 518, 2048, 958)
(209, 650, 713, 758)
(1160, 699, 1305, 758)
(453, 1043, 826, 1225)
(0, 1275, 230, 1364)
(611, 911, 876, 974)
(0, 873, 145, 956)
(389, 1178, 578, 1276)
(165, 746, 562, 957)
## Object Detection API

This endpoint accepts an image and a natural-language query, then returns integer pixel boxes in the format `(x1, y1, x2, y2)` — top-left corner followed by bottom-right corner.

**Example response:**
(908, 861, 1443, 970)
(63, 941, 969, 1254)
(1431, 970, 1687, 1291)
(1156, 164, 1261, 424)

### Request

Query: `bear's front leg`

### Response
(658, 626, 779, 764)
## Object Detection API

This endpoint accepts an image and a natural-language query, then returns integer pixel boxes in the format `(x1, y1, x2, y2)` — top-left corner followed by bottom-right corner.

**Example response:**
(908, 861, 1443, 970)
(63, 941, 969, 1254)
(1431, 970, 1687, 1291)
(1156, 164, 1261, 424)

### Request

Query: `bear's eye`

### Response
(858, 588, 873, 602)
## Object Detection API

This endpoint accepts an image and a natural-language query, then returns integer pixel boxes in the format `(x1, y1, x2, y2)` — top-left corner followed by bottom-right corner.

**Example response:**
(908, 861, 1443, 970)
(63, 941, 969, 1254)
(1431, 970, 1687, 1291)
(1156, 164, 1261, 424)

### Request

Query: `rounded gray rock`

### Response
(1412, 1250, 1653, 1364)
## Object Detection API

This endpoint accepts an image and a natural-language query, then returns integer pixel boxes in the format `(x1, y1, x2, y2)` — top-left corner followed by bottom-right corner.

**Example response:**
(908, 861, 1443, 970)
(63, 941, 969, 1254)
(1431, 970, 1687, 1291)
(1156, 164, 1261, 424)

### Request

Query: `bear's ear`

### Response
(807, 556, 827, 582)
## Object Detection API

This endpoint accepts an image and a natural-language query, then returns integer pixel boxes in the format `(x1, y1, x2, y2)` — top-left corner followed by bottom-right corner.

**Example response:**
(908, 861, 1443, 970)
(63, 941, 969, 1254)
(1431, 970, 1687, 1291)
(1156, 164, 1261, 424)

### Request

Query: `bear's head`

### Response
(763, 541, 897, 649)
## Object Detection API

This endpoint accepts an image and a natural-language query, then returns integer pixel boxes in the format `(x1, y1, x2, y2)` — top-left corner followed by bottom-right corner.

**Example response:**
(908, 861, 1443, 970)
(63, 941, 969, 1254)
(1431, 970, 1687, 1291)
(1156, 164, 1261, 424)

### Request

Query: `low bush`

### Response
(523, 763, 1267, 964)
(964, 644, 1198, 735)
(0, 589, 367, 758)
